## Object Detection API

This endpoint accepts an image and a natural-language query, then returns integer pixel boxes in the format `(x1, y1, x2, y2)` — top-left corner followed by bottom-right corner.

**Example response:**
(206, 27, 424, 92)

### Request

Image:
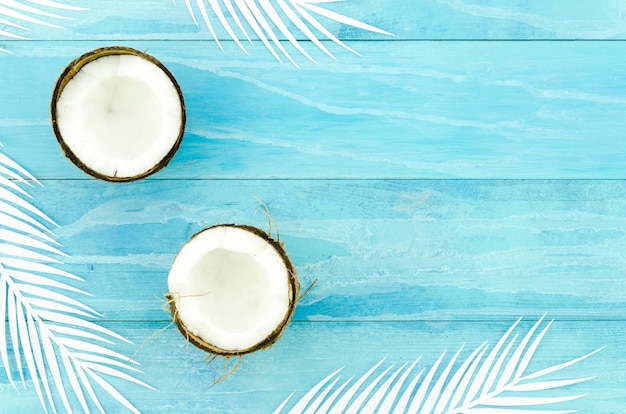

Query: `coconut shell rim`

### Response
(50, 46, 186, 183)
(167, 224, 300, 357)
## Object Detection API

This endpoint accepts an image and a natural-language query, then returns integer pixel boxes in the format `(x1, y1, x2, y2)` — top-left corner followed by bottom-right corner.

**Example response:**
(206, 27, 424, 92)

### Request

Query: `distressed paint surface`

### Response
(3, 40, 626, 179)
(2, 1, 626, 412)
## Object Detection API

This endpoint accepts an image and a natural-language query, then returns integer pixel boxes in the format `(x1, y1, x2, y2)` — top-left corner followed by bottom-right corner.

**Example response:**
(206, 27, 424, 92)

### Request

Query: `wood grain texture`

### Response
(2, 0, 626, 412)
(1, 320, 624, 413)
(2, 178, 625, 411)
(2, 40, 626, 179)
(19, 179, 626, 322)
(4, 0, 626, 41)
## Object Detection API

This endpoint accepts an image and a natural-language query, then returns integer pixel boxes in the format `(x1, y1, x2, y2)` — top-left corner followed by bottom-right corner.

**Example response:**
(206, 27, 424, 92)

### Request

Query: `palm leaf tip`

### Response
(181, 0, 393, 64)
(0, 148, 150, 412)
(276, 317, 601, 413)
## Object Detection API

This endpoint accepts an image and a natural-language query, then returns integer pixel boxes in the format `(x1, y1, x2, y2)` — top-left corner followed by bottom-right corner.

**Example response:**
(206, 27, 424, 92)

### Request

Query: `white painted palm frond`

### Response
(275, 316, 601, 413)
(0, 146, 152, 413)
(176, 0, 392, 65)
(0, 0, 85, 41)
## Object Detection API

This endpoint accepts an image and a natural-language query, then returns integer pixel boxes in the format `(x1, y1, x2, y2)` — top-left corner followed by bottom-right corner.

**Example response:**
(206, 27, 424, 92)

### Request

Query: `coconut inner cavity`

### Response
(81, 75, 163, 160)
(187, 248, 273, 333)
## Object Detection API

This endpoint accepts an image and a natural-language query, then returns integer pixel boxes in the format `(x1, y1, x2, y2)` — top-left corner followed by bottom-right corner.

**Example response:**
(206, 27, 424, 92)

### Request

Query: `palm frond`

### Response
(0, 146, 152, 413)
(0, 0, 85, 41)
(176, 0, 392, 65)
(275, 316, 602, 413)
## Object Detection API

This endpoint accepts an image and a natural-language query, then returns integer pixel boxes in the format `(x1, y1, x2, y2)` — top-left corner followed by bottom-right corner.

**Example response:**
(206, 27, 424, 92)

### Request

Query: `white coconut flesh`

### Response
(55, 53, 183, 180)
(168, 226, 293, 352)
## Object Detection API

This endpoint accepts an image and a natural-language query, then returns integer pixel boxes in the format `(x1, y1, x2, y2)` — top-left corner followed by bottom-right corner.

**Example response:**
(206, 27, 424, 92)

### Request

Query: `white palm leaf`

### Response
(274, 316, 602, 413)
(177, 0, 392, 65)
(0, 0, 85, 43)
(0, 145, 152, 413)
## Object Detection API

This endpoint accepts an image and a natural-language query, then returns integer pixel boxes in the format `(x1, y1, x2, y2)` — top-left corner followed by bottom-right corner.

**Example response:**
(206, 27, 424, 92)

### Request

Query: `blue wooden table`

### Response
(1, 1, 626, 412)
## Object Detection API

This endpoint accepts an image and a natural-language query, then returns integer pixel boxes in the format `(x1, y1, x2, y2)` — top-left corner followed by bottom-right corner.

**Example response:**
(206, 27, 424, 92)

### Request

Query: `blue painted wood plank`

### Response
(1, 320, 623, 412)
(3, 0, 626, 41)
(2, 40, 626, 179)
(13, 178, 625, 324)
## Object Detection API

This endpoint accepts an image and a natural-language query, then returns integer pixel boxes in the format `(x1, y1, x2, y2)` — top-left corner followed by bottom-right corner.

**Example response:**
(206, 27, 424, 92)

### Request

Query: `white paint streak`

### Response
(0, 118, 49, 127)
(65, 253, 174, 268)
(493, 80, 626, 106)
(55, 199, 229, 237)
(438, 0, 626, 38)
(215, 69, 521, 131)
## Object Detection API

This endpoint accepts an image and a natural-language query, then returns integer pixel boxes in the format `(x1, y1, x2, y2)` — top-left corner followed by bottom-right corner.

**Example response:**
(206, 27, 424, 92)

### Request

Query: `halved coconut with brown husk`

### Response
(51, 46, 185, 182)
(167, 224, 299, 356)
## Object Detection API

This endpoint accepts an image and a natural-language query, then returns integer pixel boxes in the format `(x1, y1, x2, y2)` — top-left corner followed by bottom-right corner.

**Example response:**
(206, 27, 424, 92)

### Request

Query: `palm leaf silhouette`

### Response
(275, 316, 601, 413)
(177, 0, 392, 65)
(0, 145, 152, 413)
(0, 0, 85, 47)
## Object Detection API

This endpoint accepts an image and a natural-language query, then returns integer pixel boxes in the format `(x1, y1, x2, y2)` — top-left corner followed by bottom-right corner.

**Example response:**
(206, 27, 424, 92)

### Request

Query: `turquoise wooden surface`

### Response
(4, 39, 626, 179)
(4, 0, 626, 41)
(2, 1, 626, 413)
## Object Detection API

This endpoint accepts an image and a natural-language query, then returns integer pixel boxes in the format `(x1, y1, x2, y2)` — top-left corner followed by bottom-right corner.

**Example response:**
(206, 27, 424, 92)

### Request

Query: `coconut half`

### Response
(51, 46, 185, 182)
(167, 224, 299, 356)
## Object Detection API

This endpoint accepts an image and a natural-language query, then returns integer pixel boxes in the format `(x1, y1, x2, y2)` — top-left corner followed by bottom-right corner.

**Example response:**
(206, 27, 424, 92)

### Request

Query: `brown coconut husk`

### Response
(50, 46, 186, 182)
(166, 224, 301, 357)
